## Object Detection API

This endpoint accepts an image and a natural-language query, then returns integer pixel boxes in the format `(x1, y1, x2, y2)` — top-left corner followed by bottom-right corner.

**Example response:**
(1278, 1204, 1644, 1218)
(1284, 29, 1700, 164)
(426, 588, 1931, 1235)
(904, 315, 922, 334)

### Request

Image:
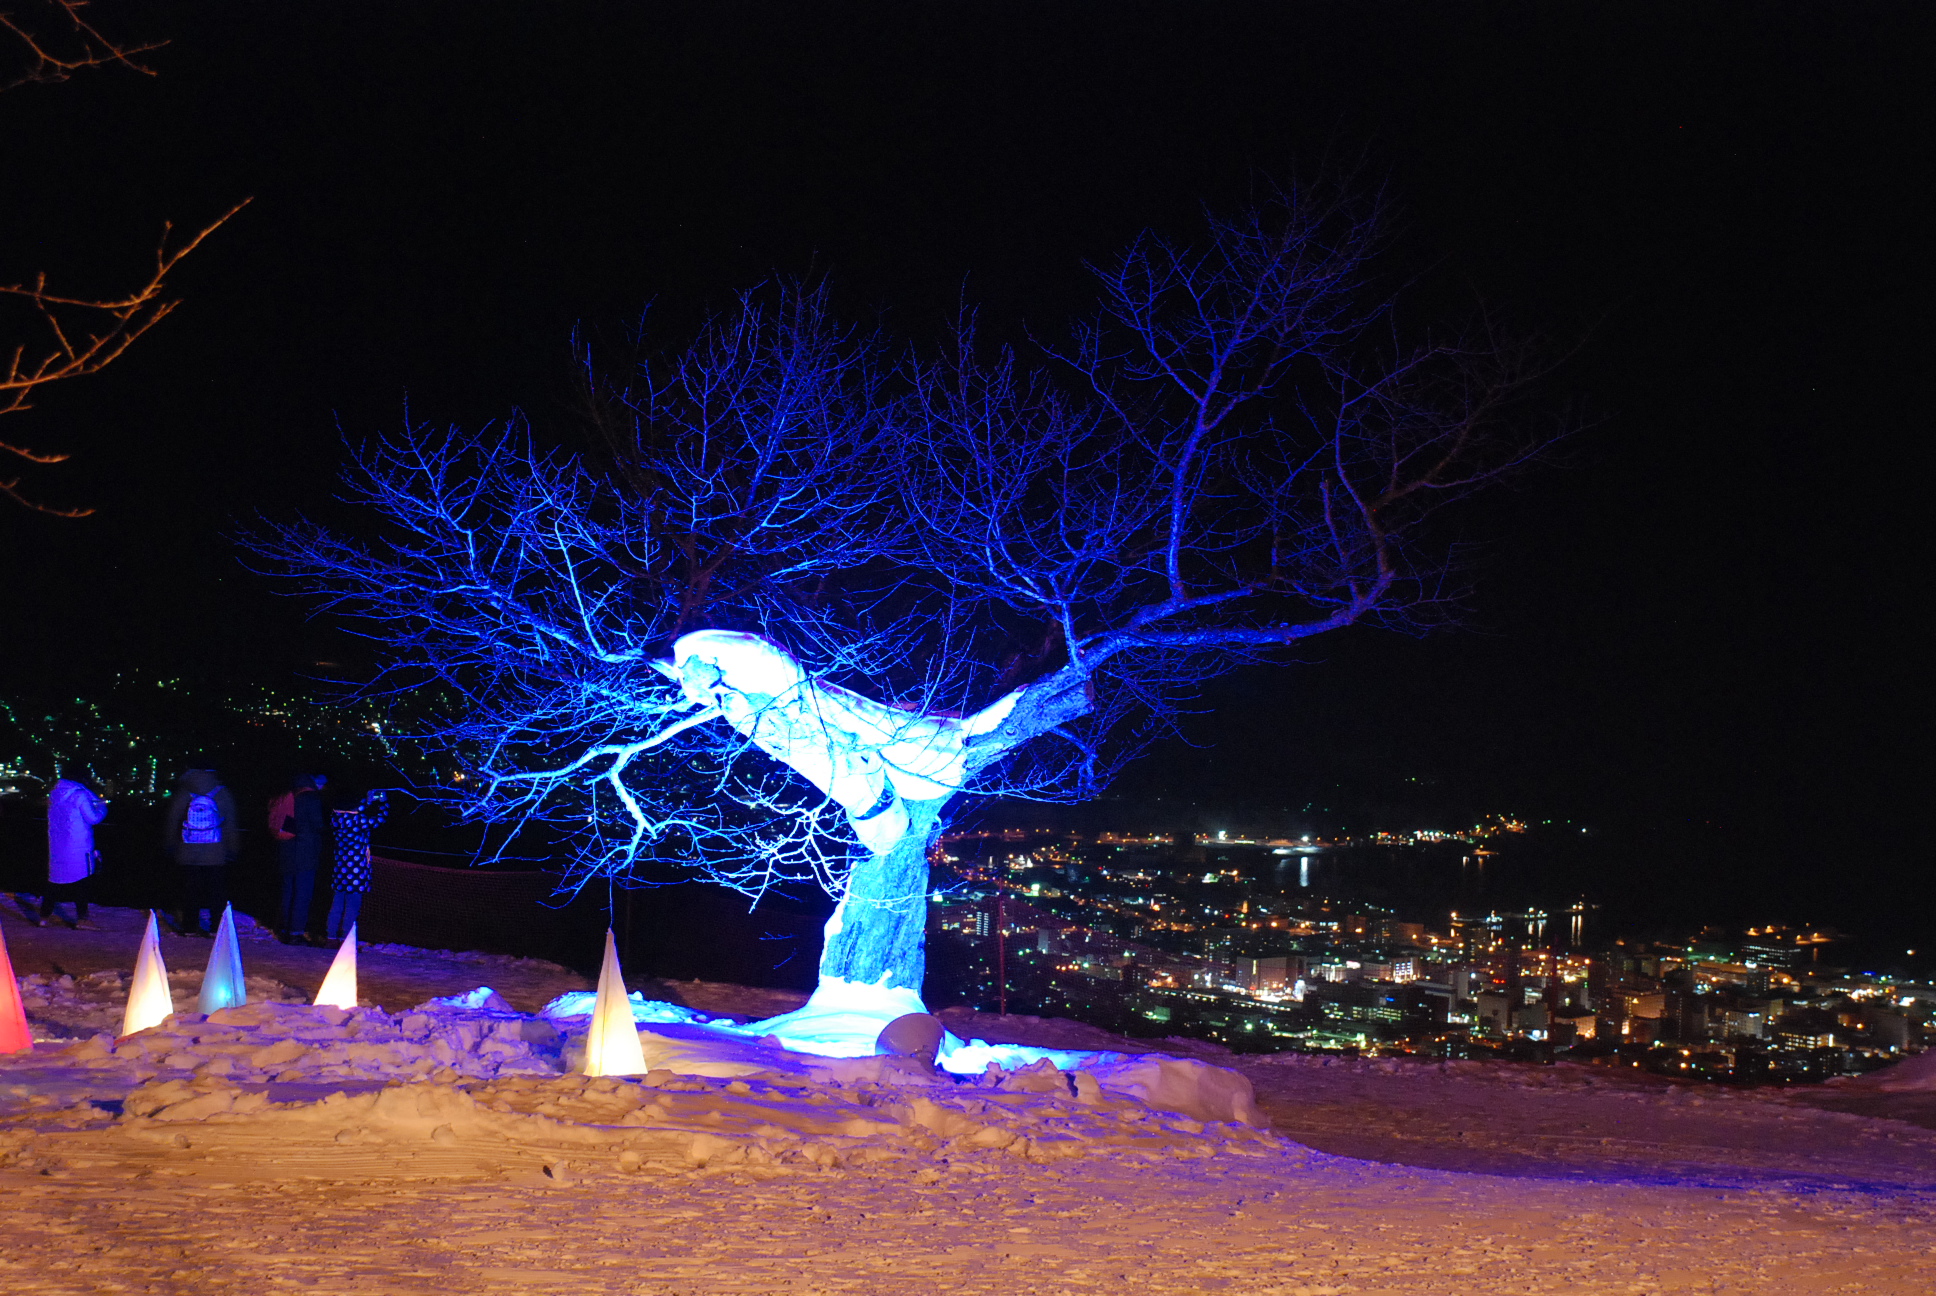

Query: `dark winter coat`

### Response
(161, 769, 240, 867)
(277, 786, 328, 876)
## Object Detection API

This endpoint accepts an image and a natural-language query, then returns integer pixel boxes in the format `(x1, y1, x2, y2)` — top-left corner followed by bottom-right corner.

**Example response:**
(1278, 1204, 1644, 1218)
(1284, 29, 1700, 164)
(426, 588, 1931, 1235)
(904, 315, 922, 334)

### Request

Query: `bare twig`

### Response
(0, 0, 163, 91)
(1, 200, 250, 515)
(0, 0, 162, 91)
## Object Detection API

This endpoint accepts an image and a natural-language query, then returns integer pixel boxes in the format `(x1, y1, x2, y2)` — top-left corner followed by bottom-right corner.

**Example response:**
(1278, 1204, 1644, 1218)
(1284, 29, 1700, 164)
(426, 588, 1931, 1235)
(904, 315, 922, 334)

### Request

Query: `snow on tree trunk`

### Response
(670, 631, 1032, 1035)
(816, 795, 946, 994)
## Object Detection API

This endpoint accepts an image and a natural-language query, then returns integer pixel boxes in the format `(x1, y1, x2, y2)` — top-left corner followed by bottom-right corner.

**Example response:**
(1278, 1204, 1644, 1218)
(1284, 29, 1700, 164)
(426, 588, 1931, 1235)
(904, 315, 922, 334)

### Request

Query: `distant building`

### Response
(1551, 1008, 1597, 1043)
(1475, 990, 1511, 1037)
(1619, 991, 1666, 1022)
(1513, 1001, 1549, 1037)
(1239, 956, 1290, 994)
(1774, 1007, 1841, 1050)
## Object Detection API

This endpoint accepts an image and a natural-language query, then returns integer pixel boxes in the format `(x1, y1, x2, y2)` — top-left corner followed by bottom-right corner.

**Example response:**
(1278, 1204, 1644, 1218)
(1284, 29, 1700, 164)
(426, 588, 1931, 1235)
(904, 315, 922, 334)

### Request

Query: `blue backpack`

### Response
(181, 791, 224, 845)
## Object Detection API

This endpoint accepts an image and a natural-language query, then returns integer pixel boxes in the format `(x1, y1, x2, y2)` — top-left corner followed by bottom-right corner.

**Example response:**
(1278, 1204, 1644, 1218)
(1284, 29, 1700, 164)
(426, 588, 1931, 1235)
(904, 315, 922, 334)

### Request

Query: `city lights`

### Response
(923, 825, 1922, 1079)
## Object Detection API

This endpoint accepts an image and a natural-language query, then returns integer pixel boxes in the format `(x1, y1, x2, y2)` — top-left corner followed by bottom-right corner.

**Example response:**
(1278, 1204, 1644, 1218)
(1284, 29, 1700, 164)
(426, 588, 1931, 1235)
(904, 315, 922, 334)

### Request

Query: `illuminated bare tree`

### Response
(1, 1, 244, 515)
(259, 187, 1565, 1028)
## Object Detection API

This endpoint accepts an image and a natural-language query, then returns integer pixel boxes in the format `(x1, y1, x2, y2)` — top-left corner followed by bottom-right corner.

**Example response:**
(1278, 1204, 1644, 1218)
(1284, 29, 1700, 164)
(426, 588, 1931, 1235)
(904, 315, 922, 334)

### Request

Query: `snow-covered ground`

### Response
(4, 905, 1934, 1293)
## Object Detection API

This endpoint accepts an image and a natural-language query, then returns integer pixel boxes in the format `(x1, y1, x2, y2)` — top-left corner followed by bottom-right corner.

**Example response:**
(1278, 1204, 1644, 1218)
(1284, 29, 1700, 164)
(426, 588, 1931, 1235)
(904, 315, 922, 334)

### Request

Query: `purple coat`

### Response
(47, 779, 107, 885)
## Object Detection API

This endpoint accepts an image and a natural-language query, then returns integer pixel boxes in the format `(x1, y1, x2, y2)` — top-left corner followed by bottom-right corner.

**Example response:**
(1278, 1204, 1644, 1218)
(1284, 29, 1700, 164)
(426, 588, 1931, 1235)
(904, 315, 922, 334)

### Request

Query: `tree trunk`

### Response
(805, 665, 1088, 1000)
(816, 795, 949, 995)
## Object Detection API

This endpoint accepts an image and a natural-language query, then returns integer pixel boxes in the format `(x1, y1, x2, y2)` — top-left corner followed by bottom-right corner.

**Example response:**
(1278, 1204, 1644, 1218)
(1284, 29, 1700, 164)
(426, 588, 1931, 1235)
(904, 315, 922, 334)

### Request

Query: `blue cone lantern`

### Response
(198, 904, 249, 1014)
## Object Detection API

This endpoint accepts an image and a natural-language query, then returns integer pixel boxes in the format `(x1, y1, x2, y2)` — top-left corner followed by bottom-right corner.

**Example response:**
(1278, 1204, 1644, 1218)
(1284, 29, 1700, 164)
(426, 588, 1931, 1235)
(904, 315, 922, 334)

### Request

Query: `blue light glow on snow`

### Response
(424, 986, 514, 1013)
(540, 977, 1112, 1076)
(541, 990, 717, 1026)
(935, 1037, 1103, 1076)
(686, 978, 1110, 1074)
(710, 976, 927, 1058)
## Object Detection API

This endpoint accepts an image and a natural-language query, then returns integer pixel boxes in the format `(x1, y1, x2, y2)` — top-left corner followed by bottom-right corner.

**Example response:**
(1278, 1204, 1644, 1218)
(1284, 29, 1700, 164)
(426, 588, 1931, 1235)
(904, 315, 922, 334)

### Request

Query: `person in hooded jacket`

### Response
(161, 767, 239, 937)
(41, 771, 108, 928)
(275, 773, 329, 944)
(325, 786, 388, 940)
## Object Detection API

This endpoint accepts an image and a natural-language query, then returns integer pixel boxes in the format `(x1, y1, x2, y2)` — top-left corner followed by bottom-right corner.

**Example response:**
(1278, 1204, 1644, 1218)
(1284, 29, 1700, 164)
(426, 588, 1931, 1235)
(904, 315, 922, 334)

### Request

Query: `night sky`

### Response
(1, 4, 1925, 948)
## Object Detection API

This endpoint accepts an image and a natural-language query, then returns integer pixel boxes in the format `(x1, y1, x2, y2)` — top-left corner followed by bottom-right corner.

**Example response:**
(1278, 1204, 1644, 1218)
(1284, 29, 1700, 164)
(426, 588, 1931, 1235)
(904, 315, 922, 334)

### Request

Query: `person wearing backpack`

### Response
(275, 773, 329, 944)
(161, 767, 239, 937)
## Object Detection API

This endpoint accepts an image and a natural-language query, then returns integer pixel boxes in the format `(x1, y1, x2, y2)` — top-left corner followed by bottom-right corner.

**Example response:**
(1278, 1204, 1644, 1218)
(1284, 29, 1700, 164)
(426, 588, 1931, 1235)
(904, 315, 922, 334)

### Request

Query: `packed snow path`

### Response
(3, 1147, 1933, 1293)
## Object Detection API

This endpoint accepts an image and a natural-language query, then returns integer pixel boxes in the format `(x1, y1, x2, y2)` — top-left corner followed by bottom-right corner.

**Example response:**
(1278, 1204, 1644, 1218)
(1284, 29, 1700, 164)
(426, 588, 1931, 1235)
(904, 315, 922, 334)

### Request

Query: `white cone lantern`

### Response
(584, 929, 646, 1077)
(313, 923, 359, 1010)
(120, 911, 174, 1037)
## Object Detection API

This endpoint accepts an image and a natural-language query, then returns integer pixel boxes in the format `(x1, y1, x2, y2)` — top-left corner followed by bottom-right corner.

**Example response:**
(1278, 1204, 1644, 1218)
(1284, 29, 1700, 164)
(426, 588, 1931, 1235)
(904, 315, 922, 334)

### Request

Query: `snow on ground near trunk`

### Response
(3, 994, 1276, 1174)
(540, 984, 1263, 1125)
(5, 1045, 1282, 1185)
(3, 907, 1276, 1179)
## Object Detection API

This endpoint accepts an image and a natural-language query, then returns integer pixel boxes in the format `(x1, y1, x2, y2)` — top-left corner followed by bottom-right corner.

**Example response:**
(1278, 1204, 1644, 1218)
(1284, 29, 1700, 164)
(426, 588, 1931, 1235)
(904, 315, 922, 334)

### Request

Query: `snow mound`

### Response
(422, 986, 516, 1013)
(31, 998, 566, 1088)
(671, 976, 1259, 1124)
(15, 969, 306, 1040)
(1081, 1054, 1264, 1126)
(1, 980, 1270, 1179)
(553, 1013, 1260, 1125)
(541, 990, 718, 1026)
(3, 928, 1258, 1167)
(29, 1057, 1290, 1183)
(533, 979, 1267, 1126)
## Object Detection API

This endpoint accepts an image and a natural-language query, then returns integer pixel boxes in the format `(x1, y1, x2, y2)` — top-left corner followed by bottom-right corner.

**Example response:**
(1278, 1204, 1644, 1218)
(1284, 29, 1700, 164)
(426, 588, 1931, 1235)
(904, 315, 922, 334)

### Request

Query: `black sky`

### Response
(1, 3, 1927, 944)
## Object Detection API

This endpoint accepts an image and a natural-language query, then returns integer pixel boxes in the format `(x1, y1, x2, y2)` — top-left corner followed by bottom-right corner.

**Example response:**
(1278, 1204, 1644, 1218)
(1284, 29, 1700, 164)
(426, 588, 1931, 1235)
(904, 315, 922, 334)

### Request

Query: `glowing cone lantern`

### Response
(198, 904, 248, 1014)
(120, 911, 174, 1037)
(313, 923, 358, 1010)
(583, 929, 646, 1077)
(0, 923, 32, 1053)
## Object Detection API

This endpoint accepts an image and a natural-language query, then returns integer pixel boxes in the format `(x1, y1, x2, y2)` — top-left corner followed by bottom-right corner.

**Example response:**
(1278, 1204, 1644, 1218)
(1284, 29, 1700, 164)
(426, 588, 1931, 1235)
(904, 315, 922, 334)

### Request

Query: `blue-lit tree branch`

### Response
(255, 190, 1567, 1002)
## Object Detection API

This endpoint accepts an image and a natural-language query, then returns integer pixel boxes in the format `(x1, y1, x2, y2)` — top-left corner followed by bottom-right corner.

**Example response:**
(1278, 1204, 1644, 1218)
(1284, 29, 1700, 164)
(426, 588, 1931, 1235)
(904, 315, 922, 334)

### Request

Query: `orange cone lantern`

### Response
(584, 929, 646, 1076)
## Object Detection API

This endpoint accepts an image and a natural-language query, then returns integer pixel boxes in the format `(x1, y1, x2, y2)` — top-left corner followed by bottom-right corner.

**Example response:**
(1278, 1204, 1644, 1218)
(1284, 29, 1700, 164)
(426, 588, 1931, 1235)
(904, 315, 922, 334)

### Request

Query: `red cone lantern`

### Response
(0, 923, 32, 1053)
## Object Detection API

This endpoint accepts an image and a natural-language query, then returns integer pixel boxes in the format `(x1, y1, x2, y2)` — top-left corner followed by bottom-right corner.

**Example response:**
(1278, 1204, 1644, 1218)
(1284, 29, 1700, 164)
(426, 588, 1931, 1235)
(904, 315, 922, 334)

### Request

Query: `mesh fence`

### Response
(359, 855, 604, 969)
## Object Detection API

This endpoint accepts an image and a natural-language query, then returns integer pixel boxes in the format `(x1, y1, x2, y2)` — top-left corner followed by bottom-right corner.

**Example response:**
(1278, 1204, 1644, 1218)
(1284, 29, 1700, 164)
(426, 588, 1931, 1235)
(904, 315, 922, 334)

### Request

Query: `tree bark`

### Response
(816, 795, 948, 993)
